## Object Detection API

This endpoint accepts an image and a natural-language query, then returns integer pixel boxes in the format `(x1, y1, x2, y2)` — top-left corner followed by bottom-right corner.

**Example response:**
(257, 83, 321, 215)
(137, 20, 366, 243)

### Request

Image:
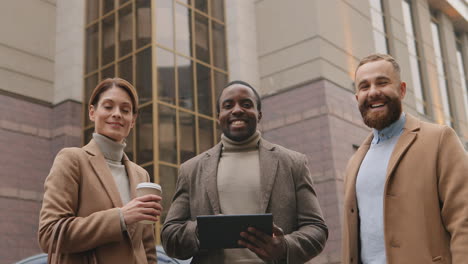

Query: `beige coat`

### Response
(38, 139, 156, 264)
(161, 138, 328, 264)
(342, 114, 468, 264)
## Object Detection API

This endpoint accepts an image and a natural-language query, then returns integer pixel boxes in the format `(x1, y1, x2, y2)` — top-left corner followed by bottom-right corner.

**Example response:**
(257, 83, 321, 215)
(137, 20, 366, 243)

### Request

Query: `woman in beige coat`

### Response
(38, 78, 161, 263)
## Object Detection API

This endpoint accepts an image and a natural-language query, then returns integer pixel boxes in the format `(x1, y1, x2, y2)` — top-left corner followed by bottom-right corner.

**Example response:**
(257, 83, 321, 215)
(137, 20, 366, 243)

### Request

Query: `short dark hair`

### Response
(216, 80, 262, 113)
(355, 53, 401, 77)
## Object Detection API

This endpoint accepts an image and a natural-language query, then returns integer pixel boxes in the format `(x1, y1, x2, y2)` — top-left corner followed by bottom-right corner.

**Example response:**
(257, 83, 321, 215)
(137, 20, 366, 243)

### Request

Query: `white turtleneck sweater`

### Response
(93, 133, 131, 231)
(218, 131, 264, 264)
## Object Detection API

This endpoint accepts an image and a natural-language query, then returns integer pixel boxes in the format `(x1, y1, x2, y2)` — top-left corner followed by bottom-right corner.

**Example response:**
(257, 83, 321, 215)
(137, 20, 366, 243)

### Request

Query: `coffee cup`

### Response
(136, 182, 162, 224)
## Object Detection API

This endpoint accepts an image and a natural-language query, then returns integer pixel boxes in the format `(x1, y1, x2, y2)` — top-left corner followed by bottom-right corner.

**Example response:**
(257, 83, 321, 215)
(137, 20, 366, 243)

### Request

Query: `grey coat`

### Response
(161, 138, 328, 264)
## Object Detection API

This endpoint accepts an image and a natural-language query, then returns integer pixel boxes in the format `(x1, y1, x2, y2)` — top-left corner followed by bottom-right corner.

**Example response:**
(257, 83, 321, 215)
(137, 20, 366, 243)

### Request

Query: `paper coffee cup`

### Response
(136, 182, 162, 224)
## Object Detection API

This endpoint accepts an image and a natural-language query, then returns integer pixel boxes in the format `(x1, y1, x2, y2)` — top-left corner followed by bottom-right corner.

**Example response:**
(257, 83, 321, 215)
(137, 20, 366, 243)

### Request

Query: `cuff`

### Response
(119, 208, 127, 232)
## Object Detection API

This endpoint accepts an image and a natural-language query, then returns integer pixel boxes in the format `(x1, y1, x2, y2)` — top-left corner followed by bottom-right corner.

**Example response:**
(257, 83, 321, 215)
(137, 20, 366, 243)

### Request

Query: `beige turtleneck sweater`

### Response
(93, 133, 131, 232)
(218, 131, 264, 264)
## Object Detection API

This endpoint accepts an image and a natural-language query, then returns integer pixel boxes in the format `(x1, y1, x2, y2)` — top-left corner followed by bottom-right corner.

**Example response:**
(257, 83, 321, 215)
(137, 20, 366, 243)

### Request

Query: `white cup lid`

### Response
(136, 182, 162, 192)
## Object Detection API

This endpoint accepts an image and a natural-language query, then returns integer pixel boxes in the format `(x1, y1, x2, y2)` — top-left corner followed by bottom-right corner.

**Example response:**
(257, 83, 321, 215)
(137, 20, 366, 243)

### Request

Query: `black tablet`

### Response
(196, 213, 273, 249)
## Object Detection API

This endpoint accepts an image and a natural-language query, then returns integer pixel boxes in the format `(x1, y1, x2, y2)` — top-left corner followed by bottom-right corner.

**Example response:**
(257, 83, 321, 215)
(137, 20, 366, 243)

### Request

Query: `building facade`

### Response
(0, 0, 466, 263)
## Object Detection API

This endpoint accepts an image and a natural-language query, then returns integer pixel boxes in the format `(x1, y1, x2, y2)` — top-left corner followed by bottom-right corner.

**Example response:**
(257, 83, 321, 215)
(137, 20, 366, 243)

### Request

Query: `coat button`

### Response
(351, 208, 354, 213)
(350, 257, 354, 262)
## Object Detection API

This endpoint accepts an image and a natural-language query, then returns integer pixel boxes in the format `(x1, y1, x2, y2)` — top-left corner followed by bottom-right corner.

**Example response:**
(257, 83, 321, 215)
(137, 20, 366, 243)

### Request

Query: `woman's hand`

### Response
(121, 194, 163, 225)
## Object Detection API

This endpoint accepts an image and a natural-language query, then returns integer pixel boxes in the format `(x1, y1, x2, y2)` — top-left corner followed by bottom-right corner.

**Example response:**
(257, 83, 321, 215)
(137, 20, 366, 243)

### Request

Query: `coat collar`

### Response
(345, 113, 420, 205)
(201, 138, 279, 214)
(83, 139, 139, 207)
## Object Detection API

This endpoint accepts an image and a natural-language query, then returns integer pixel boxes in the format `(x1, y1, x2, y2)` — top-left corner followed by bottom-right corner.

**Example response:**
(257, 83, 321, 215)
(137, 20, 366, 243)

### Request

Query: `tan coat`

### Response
(161, 139, 328, 264)
(342, 114, 468, 264)
(38, 139, 156, 264)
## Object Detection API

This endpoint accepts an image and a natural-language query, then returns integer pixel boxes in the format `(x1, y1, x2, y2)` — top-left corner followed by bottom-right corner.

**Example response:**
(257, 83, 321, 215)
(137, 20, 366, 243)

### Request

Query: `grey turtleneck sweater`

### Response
(218, 131, 264, 264)
(93, 133, 131, 231)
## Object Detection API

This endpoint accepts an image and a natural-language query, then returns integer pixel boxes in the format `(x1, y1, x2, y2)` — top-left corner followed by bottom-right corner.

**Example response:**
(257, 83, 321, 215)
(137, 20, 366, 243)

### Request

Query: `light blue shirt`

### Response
(356, 113, 406, 264)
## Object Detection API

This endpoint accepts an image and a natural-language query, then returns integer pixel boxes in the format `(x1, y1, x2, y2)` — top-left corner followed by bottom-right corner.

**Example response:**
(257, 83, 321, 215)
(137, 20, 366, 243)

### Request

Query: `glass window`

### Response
(195, 13, 210, 63)
(159, 105, 177, 164)
(159, 164, 178, 222)
(156, 0, 174, 49)
(175, 3, 192, 57)
(136, 0, 152, 48)
(157, 48, 176, 105)
(101, 64, 115, 79)
(195, 0, 208, 13)
(199, 117, 213, 153)
(102, 14, 116, 66)
(212, 22, 227, 70)
(431, 20, 452, 126)
(85, 24, 99, 73)
(102, 0, 115, 15)
(179, 111, 196, 162)
(177, 56, 195, 110)
(196, 63, 212, 116)
(401, 0, 426, 114)
(119, 5, 133, 57)
(137, 105, 154, 164)
(86, 0, 99, 24)
(369, 0, 388, 53)
(118, 57, 133, 84)
(136, 48, 153, 104)
(210, 0, 224, 22)
(456, 42, 468, 119)
(85, 74, 98, 127)
(214, 70, 228, 105)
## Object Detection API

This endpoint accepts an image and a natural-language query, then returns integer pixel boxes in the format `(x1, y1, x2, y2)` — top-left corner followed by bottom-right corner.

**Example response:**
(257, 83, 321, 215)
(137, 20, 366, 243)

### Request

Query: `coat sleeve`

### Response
(38, 148, 124, 254)
(160, 164, 200, 259)
(142, 171, 157, 264)
(437, 126, 468, 263)
(283, 154, 328, 263)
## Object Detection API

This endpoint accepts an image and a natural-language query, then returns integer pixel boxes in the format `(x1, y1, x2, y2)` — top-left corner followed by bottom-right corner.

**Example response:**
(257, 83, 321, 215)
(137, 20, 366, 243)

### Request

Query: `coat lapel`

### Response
(123, 154, 139, 199)
(202, 143, 223, 214)
(385, 114, 419, 180)
(258, 139, 279, 213)
(345, 134, 373, 206)
(83, 140, 123, 208)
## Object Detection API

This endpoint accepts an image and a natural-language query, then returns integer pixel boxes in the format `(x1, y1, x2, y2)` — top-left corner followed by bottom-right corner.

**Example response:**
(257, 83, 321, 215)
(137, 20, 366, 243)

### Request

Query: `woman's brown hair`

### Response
(88, 78, 139, 114)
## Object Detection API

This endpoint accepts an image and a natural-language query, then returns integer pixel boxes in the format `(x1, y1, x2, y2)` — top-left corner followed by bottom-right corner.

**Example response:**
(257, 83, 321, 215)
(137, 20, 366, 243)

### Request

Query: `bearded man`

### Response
(342, 54, 468, 264)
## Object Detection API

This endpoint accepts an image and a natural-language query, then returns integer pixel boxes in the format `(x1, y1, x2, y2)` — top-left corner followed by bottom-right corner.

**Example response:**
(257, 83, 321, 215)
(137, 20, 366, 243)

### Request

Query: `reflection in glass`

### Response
(177, 56, 194, 110)
(101, 64, 115, 80)
(195, 0, 208, 13)
(136, 0, 151, 48)
(156, 0, 174, 48)
(125, 129, 134, 161)
(157, 48, 176, 105)
(85, 74, 98, 127)
(214, 70, 228, 105)
(159, 105, 177, 164)
(103, 0, 115, 15)
(136, 48, 153, 104)
(85, 24, 99, 73)
(119, 5, 133, 57)
(431, 21, 452, 126)
(401, 0, 425, 114)
(199, 117, 213, 153)
(159, 165, 178, 222)
(210, 0, 224, 21)
(212, 22, 227, 70)
(144, 164, 154, 182)
(369, 0, 388, 53)
(179, 111, 196, 163)
(118, 57, 133, 84)
(102, 15, 116, 66)
(120, 0, 130, 5)
(86, 0, 99, 24)
(195, 13, 210, 63)
(456, 44, 468, 119)
(137, 105, 154, 164)
(175, 4, 192, 56)
(197, 63, 212, 116)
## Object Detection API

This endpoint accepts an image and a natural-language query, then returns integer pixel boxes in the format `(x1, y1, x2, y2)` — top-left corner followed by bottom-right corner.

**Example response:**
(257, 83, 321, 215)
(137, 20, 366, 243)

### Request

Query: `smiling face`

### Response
(355, 59, 406, 130)
(89, 86, 136, 143)
(217, 84, 262, 142)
